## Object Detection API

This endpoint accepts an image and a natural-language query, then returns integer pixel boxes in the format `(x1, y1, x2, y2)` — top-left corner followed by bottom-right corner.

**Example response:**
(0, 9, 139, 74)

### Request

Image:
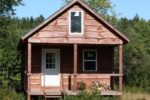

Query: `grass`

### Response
(0, 88, 25, 100)
(123, 87, 150, 100)
(0, 86, 149, 100)
(124, 92, 150, 100)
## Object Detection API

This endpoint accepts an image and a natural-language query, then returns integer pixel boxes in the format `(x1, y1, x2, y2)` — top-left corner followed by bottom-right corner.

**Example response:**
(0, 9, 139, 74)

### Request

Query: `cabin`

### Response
(18, 0, 129, 100)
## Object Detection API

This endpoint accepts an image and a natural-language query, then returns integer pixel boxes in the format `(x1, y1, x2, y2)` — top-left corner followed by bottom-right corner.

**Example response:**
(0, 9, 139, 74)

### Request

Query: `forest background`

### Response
(0, 0, 150, 99)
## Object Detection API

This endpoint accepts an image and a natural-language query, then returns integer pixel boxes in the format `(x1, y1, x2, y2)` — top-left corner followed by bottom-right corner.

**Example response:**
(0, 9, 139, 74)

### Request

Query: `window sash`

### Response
(46, 53, 56, 69)
(71, 12, 82, 33)
(69, 11, 83, 35)
(83, 50, 97, 71)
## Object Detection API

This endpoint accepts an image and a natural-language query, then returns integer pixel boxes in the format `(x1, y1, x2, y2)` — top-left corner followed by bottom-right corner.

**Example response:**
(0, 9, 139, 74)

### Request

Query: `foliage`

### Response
(123, 92, 150, 100)
(124, 86, 146, 93)
(77, 81, 86, 91)
(0, 0, 23, 16)
(0, 88, 25, 100)
(0, 16, 45, 90)
(65, 91, 118, 100)
(65, 82, 118, 100)
(115, 15, 150, 92)
(89, 81, 111, 91)
(62, 0, 114, 17)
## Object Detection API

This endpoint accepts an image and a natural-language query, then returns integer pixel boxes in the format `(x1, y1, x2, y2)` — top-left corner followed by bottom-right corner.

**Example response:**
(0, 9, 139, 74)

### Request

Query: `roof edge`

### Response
(21, 0, 130, 44)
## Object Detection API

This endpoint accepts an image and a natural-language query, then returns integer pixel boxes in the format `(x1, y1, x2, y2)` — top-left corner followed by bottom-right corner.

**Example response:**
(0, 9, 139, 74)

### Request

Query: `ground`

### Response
(124, 92, 150, 100)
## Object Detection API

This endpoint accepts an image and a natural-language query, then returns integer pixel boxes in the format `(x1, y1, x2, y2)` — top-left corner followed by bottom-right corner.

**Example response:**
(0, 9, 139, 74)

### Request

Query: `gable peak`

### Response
(73, 0, 83, 2)
(73, 0, 82, 1)
(21, 0, 129, 44)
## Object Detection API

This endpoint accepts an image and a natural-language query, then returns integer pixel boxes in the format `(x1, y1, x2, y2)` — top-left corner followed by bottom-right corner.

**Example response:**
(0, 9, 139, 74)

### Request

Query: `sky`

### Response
(15, 0, 150, 20)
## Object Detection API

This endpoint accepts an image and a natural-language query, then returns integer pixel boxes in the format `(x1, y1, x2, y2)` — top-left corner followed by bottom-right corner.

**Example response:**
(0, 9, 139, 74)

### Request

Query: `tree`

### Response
(0, 16, 44, 89)
(0, 0, 42, 89)
(63, 0, 113, 17)
(0, 0, 22, 16)
(116, 16, 150, 91)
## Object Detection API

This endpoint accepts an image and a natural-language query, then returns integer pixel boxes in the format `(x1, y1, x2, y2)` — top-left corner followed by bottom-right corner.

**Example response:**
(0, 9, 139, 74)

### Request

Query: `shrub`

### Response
(64, 91, 118, 100)
(0, 88, 25, 100)
(89, 81, 111, 91)
(77, 81, 86, 91)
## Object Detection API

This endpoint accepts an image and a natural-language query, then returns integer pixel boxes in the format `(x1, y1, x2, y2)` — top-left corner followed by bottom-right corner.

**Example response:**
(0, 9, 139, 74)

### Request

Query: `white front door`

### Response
(42, 49, 60, 87)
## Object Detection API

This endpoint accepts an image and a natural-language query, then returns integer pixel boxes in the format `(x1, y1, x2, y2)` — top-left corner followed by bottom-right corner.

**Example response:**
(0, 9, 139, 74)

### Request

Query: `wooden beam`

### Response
(73, 44, 78, 91)
(28, 37, 123, 45)
(119, 45, 123, 100)
(27, 95, 31, 100)
(61, 73, 65, 91)
(28, 43, 32, 91)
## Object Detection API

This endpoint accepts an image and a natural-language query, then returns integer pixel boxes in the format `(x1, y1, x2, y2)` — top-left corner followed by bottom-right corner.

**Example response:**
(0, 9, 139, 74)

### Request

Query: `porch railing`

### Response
(27, 73, 123, 96)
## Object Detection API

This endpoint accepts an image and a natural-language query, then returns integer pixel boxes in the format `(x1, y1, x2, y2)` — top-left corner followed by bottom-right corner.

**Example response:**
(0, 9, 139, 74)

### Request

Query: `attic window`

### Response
(69, 11, 83, 35)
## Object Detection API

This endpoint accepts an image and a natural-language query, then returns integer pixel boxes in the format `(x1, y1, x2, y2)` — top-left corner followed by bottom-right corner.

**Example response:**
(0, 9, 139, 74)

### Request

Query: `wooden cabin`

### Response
(19, 0, 129, 100)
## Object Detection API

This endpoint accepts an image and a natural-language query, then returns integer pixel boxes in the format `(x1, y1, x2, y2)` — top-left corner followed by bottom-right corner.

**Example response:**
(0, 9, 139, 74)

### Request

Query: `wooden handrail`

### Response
(63, 73, 123, 76)
(26, 73, 43, 75)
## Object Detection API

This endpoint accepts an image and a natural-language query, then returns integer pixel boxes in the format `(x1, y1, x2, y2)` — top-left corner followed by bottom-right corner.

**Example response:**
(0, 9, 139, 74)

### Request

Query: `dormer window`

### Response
(69, 11, 83, 35)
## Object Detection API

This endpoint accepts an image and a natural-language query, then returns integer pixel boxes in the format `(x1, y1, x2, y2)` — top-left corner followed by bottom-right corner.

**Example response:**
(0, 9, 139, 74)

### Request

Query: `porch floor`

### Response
(28, 90, 62, 96)
(101, 90, 122, 96)
(27, 90, 122, 96)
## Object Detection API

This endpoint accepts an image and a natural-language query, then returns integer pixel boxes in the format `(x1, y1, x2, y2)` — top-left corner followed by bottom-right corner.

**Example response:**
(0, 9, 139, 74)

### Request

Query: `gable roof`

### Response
(21, 0, 129, 44)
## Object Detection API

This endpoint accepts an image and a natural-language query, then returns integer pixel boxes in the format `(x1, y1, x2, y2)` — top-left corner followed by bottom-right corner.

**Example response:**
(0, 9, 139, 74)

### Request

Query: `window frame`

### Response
(83, 50, 97, 72)
(69, 11, 84, 35)
(42, 49, 60, 72)
(45, 52, 56, 69)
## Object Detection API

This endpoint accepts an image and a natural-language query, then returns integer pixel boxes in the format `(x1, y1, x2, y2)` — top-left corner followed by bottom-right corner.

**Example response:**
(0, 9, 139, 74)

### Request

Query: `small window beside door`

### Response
(83, 50, 97, 71)
(69, 11, 83, 35)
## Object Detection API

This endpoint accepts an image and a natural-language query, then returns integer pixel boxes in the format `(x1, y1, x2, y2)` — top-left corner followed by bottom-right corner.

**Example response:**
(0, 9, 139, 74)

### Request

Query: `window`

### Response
(83, 50, 97, 71)
(69, 11, 83, 35)
(46, 53, 56, 69)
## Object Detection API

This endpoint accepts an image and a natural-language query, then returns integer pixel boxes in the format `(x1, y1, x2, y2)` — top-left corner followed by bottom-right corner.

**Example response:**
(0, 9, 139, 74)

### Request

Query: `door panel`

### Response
(41, 49, 60, 87)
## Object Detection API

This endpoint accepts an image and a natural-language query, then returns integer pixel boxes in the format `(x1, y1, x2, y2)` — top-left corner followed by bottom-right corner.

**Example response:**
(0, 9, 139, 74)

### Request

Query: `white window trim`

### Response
(41, 49, 60, 72)
(83, 50, 97, 72)
(69, 11, 84, 35)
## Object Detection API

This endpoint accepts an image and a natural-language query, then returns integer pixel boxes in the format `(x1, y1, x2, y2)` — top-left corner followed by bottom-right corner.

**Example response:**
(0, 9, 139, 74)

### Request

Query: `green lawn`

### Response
(124, 92, 150, 100)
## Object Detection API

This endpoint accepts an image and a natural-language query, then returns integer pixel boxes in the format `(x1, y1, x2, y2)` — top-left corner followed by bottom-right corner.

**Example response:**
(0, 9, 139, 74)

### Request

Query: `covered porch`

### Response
(25, 43, 123, 99)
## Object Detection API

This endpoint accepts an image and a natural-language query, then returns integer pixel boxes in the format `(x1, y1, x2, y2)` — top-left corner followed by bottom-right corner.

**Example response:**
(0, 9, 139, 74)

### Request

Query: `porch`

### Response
(25, 43, 123, 99)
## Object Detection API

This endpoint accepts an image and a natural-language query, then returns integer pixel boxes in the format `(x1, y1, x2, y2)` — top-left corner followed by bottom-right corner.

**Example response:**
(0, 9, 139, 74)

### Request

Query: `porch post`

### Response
(27, 95, 31, 100)
(73, 44, 78, 91)
(27, 43, 32, 100)
(119, 45, 123, 100)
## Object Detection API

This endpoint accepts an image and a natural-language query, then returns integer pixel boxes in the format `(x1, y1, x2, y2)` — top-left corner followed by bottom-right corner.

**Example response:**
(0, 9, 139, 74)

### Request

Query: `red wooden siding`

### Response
(61, 46, 74, 73)
(62, 74, 111, 91)
(30, 45, 114, 74)
(28, 5, 123, 44)
(25, 44, 114, 90)
(31, 45, 41, 73)
(78, 45, 114, 73)
(30, 74, 41, 90)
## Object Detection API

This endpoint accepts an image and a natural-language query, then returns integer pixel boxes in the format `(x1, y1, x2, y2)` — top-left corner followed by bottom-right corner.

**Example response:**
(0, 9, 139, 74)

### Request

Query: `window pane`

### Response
(84, 51, 96, 60)
(71, 12, 82, 33)
(46, 53, 56, 69)
(84, 61, 96, 71)
(46, 63, 50, 68)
